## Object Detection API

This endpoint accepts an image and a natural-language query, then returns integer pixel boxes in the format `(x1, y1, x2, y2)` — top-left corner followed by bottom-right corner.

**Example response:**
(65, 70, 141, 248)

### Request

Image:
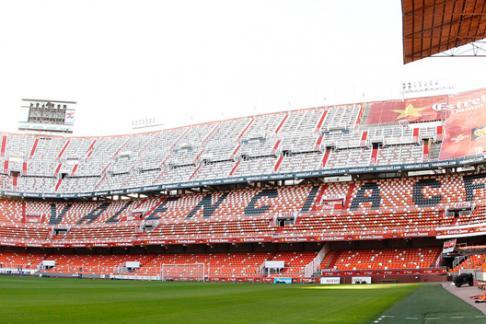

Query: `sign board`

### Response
(273, 277, 292, 284)
(476, 271, 485, 282)
(125, 261, 140, 268)
(442, 239, 457, 254)
(18, 99, 76, 134)
(265, 261, 285, 269)
(320, 277, 341, 284)
(41, 260, 56, 267)
(352, 276, 372, 284)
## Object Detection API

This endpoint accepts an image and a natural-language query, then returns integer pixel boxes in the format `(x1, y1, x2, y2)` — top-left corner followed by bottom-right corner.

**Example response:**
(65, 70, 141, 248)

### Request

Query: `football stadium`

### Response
(0, 0, 485, 323)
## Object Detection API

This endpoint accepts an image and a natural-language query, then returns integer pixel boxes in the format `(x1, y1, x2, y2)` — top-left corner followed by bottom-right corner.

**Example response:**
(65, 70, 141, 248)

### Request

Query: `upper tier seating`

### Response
(0, 99, 453, 194)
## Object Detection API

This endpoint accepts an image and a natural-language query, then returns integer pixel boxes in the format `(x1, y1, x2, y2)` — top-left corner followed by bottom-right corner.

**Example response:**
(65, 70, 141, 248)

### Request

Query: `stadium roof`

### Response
(402, 0, 486, 63)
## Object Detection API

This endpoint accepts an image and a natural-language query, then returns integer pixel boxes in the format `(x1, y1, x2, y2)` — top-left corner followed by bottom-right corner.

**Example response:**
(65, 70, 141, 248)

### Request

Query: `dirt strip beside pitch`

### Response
(442, 282, 486, 315)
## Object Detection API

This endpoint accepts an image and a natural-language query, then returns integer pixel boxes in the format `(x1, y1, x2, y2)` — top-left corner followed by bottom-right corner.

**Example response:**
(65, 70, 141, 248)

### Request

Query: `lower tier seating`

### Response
(452, 254, 486, 272)
(0, 247, 446, 280)
(0, 250, 318, 280)
(321, 247, 441, 271)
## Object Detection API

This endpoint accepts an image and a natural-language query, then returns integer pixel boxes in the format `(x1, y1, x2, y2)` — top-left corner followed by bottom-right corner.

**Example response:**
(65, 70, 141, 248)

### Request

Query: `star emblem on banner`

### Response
(393, 104, 427, 119)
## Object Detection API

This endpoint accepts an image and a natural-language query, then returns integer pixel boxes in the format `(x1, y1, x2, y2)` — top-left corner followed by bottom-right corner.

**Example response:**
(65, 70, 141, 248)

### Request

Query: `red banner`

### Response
(439, 88, 486, 160)
(442, 239, 457, 254)
(365, 95, 448, 125)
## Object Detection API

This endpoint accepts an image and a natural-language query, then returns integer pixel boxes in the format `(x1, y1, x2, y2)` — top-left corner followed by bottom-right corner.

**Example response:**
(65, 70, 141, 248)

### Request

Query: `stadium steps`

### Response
(0, 135, 6, 157)
(361, 131, 368, 146)
(314, 110, 328, 131)
(315, 134, 324, 150)
(321, 250, 340, 269)
(85, 139, 96, 160)
(413, 128, 419, 143)
(436, 125, 443, 141)
(57, 139, 71, 160)
(321, 148, 331, 167)
(273, 155, 284, 172)
(423, 139, 430, 160)
(275, 113, 288, 134)
(29, 138, 39, 159)
(371, 145, 379, 164)
(354, 104, 364, 126)
(54, 163, 62, 176)
(237, 117, 254, 141)
(228, 160, 240, 176)
(71, 164, 78, 176)
(55, 178, 63, 192)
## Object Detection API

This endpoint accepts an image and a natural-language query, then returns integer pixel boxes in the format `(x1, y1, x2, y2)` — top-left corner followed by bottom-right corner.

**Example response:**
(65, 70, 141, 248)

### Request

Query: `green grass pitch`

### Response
(0, 276, 482, 323)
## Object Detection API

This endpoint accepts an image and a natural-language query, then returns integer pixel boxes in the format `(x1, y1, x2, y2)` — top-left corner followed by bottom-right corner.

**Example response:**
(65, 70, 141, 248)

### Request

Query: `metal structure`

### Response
(431, 38, 486, 57)
(402, 0, 486, 63)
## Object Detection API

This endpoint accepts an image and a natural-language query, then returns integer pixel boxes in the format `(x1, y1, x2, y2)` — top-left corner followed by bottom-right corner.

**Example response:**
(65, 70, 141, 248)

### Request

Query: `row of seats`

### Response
(0, 250, 316, 279)
(452, 254, 486, 272)
(0, 173, 482, 245)
(321, 247, 441, 271)
(0, 141, 440, 193)
(0, 247, 443, 279)
(0, 98, 451, 194)
(3, 173, 483, 223)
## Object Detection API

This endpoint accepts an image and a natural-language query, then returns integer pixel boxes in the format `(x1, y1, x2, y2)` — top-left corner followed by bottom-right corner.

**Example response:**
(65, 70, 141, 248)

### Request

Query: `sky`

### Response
(0, 0, 484, 135)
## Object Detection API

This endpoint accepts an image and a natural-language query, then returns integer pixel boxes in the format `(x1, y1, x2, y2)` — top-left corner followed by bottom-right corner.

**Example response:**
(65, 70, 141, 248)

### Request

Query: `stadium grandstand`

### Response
(0, 87, 484, 284)
(0, 0, 485, 322)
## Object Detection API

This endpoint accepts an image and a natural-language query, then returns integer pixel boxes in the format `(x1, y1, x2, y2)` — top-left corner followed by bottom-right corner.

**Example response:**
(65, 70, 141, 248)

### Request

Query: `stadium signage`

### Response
(4, 191, 21, 197)
(0, 155, 483, 199)
(358, 235, 383, 240)
(322, 268, 445, 276)
(442, 239, 457, 254)
(6, 225, 483, 247)
(352, 277, 371, 284)
(208, 239, 231, 243)
(143, 186, 160, 191)
(320, 277, 341, 284)
(273, 277, 292, 284)
(242, 237, 268, 242)
(178, 240, 198, 244)
(23, 193, 41, 198)
(433, 92, 486, 113)
(472, 126, 486, 140)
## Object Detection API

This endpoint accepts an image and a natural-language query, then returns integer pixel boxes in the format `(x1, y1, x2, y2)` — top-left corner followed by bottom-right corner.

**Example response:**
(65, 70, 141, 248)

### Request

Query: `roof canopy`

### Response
(402, 0, 486, 63)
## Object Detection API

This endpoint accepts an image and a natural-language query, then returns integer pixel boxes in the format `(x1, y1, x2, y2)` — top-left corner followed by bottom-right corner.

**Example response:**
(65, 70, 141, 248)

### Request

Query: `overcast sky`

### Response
(0, 0, 484, 135)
